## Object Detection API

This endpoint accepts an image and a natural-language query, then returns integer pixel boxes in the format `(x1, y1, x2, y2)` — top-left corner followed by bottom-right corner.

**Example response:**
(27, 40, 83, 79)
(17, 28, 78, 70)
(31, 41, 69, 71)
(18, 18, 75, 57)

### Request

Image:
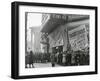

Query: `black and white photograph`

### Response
(25, 13, 90, 68)
(11, 1, 97, 79)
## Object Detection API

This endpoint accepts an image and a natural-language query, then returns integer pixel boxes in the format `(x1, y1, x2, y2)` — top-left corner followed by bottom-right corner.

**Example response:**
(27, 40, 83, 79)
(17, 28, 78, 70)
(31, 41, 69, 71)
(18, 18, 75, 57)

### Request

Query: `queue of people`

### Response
(50, 49, 89, 66)
(25, 51, 51, 68)
(25, 49, 89, 68)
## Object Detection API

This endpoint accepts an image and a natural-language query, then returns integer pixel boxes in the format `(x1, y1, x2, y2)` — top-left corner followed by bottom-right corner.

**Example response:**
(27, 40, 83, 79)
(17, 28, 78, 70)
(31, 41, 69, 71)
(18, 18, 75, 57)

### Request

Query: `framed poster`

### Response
(11, 1, 98, 79)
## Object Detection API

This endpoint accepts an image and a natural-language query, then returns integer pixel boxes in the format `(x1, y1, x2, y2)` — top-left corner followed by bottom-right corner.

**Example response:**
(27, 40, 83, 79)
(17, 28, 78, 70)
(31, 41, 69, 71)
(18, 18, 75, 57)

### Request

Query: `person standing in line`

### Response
(51, 52, 55, 67)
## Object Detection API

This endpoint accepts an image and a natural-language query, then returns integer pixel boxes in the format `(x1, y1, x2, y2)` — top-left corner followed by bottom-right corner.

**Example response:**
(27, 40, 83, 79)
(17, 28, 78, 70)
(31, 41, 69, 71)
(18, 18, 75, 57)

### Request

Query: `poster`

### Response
(68, 24, 88, 51)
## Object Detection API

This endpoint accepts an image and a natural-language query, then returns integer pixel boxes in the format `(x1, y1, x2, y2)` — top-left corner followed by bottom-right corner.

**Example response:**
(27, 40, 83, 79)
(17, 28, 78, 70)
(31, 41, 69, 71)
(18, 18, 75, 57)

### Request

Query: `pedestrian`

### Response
(25, 52, 30, 68)
(29, 51, 34, 68)
(51, 52, 55, 67)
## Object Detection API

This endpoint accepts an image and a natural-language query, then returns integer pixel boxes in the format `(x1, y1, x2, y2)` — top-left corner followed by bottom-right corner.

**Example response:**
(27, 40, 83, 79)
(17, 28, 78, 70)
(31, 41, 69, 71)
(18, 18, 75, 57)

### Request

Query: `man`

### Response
(51, 53, 55, 67)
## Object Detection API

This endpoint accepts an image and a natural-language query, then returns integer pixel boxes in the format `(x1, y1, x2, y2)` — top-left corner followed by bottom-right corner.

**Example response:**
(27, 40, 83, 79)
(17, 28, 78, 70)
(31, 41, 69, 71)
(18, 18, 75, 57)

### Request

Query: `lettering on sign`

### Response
(68, 25, 88, 51)
(51, 14, 68, 20)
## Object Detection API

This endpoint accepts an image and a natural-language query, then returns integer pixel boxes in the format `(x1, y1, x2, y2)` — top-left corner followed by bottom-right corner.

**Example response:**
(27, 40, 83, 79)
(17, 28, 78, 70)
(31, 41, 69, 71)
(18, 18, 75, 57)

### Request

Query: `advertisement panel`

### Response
(68, 25, 88, 51)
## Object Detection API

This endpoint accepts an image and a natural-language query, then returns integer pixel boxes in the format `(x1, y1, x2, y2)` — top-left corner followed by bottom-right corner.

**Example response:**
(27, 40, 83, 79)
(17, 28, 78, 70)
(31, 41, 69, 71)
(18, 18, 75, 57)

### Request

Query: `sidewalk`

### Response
(33, 62, 62, 68)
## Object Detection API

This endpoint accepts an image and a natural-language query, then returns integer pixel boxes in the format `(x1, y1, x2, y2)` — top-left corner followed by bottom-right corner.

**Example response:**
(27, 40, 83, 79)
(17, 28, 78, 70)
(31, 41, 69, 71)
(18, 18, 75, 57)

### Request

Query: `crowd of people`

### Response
(25, 51, 51, 68)
(25, 49, 89, 68)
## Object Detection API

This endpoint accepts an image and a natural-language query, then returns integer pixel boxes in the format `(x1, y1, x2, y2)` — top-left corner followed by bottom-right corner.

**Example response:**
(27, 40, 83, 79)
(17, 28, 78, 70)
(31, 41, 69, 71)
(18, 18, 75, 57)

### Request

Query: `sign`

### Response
(68, 25, 88, 51)
(51, 14, 68, 20)
(49, 25, 64, 47)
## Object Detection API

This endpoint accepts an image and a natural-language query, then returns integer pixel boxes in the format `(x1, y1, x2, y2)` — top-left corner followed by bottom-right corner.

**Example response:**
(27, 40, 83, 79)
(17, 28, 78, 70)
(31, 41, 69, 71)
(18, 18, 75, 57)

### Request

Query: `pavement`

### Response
(34, 62, 62, 68)
(26, 62, 62, 68)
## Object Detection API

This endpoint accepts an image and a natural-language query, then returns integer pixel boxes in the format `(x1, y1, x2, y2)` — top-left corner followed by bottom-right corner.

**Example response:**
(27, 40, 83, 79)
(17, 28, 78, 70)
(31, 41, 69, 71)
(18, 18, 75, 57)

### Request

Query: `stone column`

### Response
(62, 24, 71, 65)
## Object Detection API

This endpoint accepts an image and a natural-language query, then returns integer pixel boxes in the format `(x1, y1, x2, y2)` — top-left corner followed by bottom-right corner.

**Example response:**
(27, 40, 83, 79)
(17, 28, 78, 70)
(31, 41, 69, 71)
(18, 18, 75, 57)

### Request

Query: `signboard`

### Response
(68, 25, 88, 51)
(51, 14, 68, 20)
(49, 25, 64, 47)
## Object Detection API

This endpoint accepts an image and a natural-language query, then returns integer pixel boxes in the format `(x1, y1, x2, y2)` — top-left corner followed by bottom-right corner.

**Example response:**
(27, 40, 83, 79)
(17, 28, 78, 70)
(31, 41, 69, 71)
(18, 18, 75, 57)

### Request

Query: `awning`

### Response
(41, 15, 89, 34)
(41, 18, 67, 34)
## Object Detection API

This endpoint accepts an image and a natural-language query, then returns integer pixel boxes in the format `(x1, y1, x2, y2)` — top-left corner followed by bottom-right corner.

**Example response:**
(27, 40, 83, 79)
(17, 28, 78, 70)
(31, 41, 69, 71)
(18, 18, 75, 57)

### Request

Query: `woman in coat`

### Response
(29, 51, 34, 68)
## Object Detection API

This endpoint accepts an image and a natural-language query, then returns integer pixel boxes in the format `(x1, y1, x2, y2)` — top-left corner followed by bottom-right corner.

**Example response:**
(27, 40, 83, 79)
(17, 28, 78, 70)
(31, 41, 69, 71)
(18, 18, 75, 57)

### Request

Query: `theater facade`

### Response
(40, 13, 89, 66)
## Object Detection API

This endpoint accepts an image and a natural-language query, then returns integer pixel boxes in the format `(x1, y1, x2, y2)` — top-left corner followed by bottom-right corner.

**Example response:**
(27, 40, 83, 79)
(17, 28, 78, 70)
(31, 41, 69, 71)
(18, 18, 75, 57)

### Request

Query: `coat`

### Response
(29, 51, 34, 64)
(50, 54, 55, 64)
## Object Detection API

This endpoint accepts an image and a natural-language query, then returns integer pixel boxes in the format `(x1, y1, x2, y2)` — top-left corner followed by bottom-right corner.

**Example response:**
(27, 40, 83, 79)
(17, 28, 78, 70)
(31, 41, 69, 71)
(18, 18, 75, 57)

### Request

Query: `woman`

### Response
(29, 51, 34, 68)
